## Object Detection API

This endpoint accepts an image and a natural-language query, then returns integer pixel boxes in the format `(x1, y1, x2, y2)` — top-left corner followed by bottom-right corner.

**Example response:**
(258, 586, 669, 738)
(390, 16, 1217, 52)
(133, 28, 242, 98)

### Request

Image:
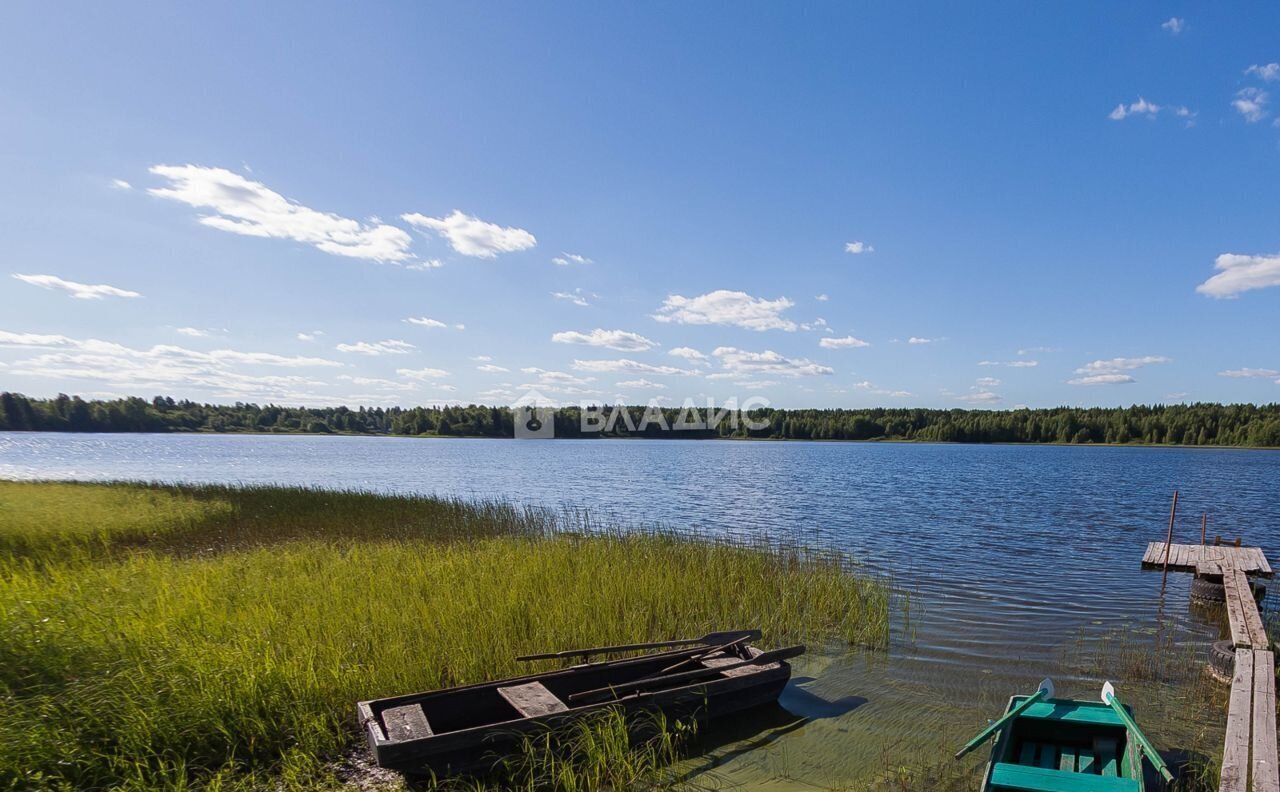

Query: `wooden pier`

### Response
(1142, 541, 1278, 791)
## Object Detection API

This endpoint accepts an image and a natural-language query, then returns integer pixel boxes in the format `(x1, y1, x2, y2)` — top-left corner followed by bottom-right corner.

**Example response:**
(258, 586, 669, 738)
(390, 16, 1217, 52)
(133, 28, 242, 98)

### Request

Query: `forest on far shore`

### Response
(3, 392, 1280, 447)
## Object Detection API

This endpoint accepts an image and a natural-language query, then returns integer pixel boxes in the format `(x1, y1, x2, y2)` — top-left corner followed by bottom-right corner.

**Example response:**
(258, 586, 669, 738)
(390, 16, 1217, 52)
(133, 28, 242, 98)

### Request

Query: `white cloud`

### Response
(976, 377, 1002, 387)
(552, 289, 591, 307)
(1109, 97, 1160, 121)
(406, 258, 445, 270)
(520, 367, 596, 386)
(572, 359, 688, 375)
(1068, 355, 1170, 385)
(1246, 63, 1280, 82)
(852, 381, 912, 398)
(668, 346, 708, 362)
(653, 290, 797, 331)
(176, 327, 209, 338)
(979, 360, 1039, 368)
(1233, 88, 1269, 122)
(551, 328, 657, 351)
(111, 178, 133, 190)
(1017, 346, 1052, 356)
(297, 331, 324, 342)
(552, 252, 592, 266)
(335, 339, 416, 355)
(1161, 17, 1184, 34)
(477, 364, 510, 373)
(12, 273, 140, 300)
(955, 389, 1002, 404)
(148, 164, 413, 262)
(1068, 373, 1136, 386)
(1219, 368, 1280, 383)
(844, 241, 873, 254)
(819, 335, 870, 349)
(615, 379, 667, 389)
(815, 294, 829, 302)
(1198, 252, 1280, 297)
(712, 347, 834, 378)
(337, 375, 414, 392)
(0, 330, 344, 402)
(405, 317, 447, 329)
(907, 336, 941, 345)
(396, 367, 451, 380)
(401, 209, 536, 258)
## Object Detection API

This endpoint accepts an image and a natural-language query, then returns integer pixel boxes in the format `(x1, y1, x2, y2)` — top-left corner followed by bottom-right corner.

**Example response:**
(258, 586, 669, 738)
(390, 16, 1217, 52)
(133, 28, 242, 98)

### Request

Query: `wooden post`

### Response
(1201, 513, 1207, 546)
(1161, 490, 1179, 588)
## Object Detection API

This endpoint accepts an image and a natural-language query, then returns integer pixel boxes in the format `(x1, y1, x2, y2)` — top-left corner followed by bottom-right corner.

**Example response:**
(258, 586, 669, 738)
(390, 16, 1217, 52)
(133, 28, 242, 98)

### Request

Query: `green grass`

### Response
(0, 481, 889, 791)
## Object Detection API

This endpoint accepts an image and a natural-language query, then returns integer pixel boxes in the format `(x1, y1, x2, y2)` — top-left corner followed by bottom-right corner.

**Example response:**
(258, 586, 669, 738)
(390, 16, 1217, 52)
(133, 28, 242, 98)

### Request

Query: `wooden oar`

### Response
(515, 629, 761, 662)
(1101, 682, 1173, 782)
(567, 645, 805, 705)
(954, 678, 1055, 760)
(646, 634, 753, 679)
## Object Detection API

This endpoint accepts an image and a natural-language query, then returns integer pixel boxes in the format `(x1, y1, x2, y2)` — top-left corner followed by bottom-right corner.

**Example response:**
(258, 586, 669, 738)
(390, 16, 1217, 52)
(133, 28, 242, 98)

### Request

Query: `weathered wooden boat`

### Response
(357, 629, 803, 775)
(955, 679, 1172, 791)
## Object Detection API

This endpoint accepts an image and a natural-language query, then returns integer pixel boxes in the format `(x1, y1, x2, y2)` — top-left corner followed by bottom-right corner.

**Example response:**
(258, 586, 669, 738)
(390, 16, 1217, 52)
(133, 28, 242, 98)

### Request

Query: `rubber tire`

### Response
(1209, 640, 1235, 682)
(1191, 577, 1226, 604)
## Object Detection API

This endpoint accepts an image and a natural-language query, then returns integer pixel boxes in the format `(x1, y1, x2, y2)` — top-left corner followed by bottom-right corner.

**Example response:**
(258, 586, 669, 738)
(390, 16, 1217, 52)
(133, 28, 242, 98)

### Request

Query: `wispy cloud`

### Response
(477, 363, 509, 373)
(149, 165, 413, 262)
(1219, 367, 1280, 383)
(844, 241, 873, 254)
(819, 335, 870, 349)
(1109, 97, 1160, 120)
(979, 360, 1038, 368)
(297, 330, 324, 342)
(668, 347, 708, 362)
(572, 359, 688, 375)
(176, 327, 211, 338)
(110, 178, 133, 190)
(405, 316, 462, 330)
(907, 336, 942, 345)
(853, 381, 912, 398)
(396, 367, 451, 380)
(1161, 17, 1184, 35)
(653, 290, 797, 331)
(552, 288, 592, 307)
(954, 389, 1002, 404)
(1068, 355, 1171, 385)
(552, 252, 592, 266)
(815, 294, 829, 302)
(710, 347, 833, 378)
(552, 328, 656, 351)
(1246, 63, 1280, 82)
(335, 339, 416, 355)
(1196, 253, 1280, 298)
(615, 379, 667, 389)
(401, 209, 536, 258)
(12, 273, 140, 300)
(1232, 88, 1269, 122)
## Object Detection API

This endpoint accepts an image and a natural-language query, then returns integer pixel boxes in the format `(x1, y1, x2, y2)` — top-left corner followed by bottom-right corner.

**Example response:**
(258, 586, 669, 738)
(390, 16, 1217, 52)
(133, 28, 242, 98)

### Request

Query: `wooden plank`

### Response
(1060, 745, 1077, 773)
(1224, 649, 1254, 792)
(1020, 741, 1038, 766)
(497, 681, 569, 718)
(1078, 747, 1095, 774)
(381, 703, 433, 742)
(1039, 743, 1057, 768)
(990, 763, 1140, 791)
(1253, 650, 1279, 792)
(1226, 568, 1257, 649)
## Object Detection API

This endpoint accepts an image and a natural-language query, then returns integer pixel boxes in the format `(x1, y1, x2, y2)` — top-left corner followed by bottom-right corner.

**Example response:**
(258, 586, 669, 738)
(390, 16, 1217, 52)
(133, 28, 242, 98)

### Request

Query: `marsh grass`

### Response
(0, 482, 888, 790)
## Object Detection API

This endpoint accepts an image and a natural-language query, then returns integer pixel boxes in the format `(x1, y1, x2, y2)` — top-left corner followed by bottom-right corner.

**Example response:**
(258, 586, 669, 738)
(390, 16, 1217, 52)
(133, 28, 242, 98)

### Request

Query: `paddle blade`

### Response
(1100, 681, 1115, 704)
(1038, 677, 1055, 701)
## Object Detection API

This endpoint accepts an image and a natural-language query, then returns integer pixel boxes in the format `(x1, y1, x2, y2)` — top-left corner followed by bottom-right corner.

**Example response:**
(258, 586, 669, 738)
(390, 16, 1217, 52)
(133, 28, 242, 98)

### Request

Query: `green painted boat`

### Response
(957, 680, 1171, 792)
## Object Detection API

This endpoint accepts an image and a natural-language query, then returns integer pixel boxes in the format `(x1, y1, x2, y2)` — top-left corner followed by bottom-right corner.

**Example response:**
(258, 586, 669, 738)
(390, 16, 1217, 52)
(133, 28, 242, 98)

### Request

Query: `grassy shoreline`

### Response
(0, 481, 889, 791)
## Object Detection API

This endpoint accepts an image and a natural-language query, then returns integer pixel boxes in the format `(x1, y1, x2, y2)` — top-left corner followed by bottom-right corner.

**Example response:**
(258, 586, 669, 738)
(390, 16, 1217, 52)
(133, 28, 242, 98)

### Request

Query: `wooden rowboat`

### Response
(957, 680, 1171, 792)
(356, 630, 803, 775)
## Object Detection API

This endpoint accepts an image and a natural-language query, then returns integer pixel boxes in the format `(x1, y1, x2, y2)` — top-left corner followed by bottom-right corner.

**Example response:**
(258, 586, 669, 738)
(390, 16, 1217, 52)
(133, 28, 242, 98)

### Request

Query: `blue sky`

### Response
(2, 2, 1278, 410)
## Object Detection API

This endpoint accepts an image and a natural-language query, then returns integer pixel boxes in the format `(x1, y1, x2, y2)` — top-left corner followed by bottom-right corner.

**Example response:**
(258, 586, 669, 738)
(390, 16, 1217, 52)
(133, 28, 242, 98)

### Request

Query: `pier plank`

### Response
(1225, 569, 1269, 649)
(1253, 651, 1279, 792)
(1224, 649, 1254, 792)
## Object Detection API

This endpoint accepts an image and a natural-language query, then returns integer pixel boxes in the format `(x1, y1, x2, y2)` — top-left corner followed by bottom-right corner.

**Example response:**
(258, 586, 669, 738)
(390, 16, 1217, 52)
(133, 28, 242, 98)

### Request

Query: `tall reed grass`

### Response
(0, 481, 889, 790)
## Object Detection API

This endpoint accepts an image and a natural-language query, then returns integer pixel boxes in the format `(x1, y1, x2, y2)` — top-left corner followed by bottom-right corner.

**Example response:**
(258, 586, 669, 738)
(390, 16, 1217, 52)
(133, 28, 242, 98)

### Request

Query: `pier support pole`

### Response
(1161, 490, 1179, 589)
(1202, 513, 1207, 546)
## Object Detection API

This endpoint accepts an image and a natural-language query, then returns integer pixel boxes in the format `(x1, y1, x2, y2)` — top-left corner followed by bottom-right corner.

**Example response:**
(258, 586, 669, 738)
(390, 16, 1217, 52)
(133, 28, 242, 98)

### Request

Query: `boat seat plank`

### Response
(701, 655, 776, 677)
(1077, 748, 1095, 775)
(990, 763, 1139, 791)
(1019, 701, 1125, 727)
(1223, 648, 1253, 792)
(1059, 746, 1076, 773)
(1093, 738, 1117, 777)
(498, 681, 570, 718)
(381, 703, 433, 742)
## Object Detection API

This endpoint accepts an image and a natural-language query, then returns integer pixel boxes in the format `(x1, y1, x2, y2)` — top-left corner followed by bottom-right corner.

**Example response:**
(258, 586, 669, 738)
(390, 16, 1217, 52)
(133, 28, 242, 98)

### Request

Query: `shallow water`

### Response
(3, 433, 1277, 787)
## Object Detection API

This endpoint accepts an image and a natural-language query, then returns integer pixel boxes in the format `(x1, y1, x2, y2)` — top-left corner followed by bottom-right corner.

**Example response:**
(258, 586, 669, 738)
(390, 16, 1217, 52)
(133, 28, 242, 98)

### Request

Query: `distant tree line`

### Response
(2, 392, 1280, 447)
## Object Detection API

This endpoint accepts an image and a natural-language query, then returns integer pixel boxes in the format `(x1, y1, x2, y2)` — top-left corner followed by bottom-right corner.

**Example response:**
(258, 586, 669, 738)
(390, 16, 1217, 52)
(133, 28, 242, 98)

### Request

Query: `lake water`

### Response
(4, 432, 1278, 787)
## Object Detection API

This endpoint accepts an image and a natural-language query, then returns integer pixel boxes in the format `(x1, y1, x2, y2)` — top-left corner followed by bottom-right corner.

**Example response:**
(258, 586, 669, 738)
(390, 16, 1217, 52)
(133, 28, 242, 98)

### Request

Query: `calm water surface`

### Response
(4, 433, 1279, 788)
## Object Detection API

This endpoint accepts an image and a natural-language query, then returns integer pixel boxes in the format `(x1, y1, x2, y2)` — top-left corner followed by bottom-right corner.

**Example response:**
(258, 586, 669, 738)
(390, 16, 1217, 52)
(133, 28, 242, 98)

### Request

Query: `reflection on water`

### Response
(2, 433, 1277, 787)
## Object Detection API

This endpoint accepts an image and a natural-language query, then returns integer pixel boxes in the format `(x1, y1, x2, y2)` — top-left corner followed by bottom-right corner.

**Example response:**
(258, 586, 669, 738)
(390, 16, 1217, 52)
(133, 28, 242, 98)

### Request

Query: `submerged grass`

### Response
(0, 481, 888, 791)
